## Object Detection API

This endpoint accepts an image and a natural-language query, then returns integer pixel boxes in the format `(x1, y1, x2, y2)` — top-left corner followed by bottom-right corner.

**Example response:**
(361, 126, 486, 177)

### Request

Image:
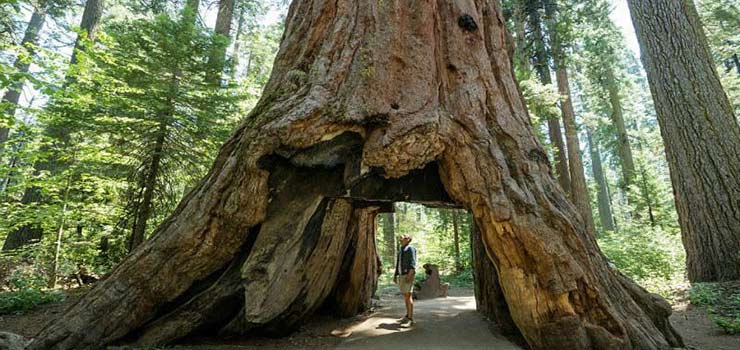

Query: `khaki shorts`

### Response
(399, 277, 414, 294)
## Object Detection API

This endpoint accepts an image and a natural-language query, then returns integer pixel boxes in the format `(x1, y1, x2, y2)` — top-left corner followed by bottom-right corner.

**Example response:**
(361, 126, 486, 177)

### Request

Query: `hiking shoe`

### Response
(400, 319, 415, 328)
(397, 316, 410, 323)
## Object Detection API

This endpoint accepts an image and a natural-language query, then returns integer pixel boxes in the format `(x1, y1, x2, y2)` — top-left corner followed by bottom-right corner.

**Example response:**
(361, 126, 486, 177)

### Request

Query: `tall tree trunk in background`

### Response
(525, 0, 570, 195)
(451, 209, 462, 271)
(31, 2, 682, 349)
(129, 121, 167, 251)
(544, 0, 594, 234)
(0, 9, 45, 146)
(229, 6, 246, 81)
(206, 0, 236, 85)
(381, 212, 395, 262)
(69, 0, 104, 66)
(627, 0, 740, 282)
(2, 0, 105, 251)
(512, 1, 531, 76)
(603, 67, 635, 190)
(587, 129, 616, 232)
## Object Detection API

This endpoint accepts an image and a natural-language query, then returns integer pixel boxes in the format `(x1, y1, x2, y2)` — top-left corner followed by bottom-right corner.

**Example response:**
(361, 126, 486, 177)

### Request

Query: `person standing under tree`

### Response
(394, 234, 417, 327)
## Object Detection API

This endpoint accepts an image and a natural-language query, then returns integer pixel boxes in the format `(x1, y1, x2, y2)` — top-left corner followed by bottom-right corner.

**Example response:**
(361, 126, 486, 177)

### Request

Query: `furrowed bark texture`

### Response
(471, 220, 521, 338)
(627, 0, 740, 282)
(31, 1, 683, 349)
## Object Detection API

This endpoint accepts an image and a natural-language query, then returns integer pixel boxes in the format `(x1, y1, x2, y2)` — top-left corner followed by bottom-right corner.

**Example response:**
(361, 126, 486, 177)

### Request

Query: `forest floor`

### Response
(0, 287, 738, 349)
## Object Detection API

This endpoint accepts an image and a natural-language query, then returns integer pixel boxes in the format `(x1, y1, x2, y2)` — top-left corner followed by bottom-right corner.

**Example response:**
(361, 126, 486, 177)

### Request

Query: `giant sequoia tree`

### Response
(627, 0, 740, 282)
(30, 1, 683, 349)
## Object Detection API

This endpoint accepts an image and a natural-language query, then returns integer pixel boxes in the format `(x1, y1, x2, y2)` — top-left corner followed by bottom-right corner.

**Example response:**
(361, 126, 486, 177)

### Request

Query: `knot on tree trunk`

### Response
(458, 14, 478, 32)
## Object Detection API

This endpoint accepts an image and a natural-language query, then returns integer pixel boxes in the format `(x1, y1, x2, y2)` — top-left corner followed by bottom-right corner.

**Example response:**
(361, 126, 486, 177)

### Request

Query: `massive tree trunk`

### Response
(627, 0, 740, 282)
(30, 1, 683, 349)
(604, 66, 635, 190)
(0, 9, 45, 146)
(524, 0, 571, 195)
(471, 219, 522, 340)
(587, 129, 616, 232)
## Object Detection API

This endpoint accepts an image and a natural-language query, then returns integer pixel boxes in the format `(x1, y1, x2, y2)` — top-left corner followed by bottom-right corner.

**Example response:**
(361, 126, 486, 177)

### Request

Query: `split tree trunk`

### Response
(31, 1, 683, 349)
(627, 0, 740, 282)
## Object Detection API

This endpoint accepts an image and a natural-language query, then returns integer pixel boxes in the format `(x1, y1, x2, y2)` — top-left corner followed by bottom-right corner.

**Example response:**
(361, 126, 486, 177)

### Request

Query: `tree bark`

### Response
(524, 0, 571, 195)
(30, 1, 683, 349)
(627, 0, 740, 282)
(545, 0, 595, 234)
(129, 120, 167, 251)
(69, 0, 104, 66)
(587, 129, 616, 232)
(0, 9, 46, 145)
(471, 219, 522, 340)
(229, 4, 246, 81)
(604, 66, 635, 190)
(511, 0, 531, 76)
(206, 0, 235, 85)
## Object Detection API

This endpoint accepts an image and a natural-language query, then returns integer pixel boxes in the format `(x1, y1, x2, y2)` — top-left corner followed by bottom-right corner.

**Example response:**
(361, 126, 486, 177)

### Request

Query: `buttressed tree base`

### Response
(30, 1, 684, 349)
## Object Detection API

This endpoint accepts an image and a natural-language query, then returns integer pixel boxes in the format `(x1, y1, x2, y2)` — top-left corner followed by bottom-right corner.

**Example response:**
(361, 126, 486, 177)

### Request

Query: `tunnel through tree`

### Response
(30, 1, 683, 349)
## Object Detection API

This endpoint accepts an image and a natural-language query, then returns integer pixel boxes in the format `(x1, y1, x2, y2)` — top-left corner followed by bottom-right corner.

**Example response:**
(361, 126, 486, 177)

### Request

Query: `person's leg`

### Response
(407, 293, 414, 320)
(403, 293, 411, 318)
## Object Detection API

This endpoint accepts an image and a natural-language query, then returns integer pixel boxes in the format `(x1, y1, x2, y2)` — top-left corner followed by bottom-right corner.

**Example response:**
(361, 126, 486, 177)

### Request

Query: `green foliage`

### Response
(377, 203, 474, 290)
(598, 223, 685, 299)
(0, 1, 281, 281)
(0, 288, 64, 315)
(440, 269, 474, 289)
(699, 0, 740, 116)
(690, 282, 740, 334)
(0, 266, 64, 315)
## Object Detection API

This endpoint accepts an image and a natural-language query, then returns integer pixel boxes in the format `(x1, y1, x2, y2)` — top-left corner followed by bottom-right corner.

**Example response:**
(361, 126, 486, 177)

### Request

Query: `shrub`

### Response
(598, 224, 685, 300)
(0, 288, 65, 315)
(689, 282, 740, 334)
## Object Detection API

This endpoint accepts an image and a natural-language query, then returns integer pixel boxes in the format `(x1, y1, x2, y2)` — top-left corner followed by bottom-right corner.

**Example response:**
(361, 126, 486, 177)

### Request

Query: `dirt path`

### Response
(2, 287, 739, 349)
(670, 302, 740, 350)
(334, 292, 521, 350)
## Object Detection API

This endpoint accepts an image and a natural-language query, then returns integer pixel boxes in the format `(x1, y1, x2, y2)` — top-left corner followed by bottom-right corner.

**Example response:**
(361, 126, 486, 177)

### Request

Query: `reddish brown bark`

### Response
(30, 1, 682, 349)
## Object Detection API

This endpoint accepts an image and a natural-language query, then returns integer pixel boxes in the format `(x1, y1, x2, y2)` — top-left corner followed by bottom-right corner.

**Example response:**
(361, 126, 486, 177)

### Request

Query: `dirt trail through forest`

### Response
(2, 287, 738, 349)
(334, 293, 521, 350)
